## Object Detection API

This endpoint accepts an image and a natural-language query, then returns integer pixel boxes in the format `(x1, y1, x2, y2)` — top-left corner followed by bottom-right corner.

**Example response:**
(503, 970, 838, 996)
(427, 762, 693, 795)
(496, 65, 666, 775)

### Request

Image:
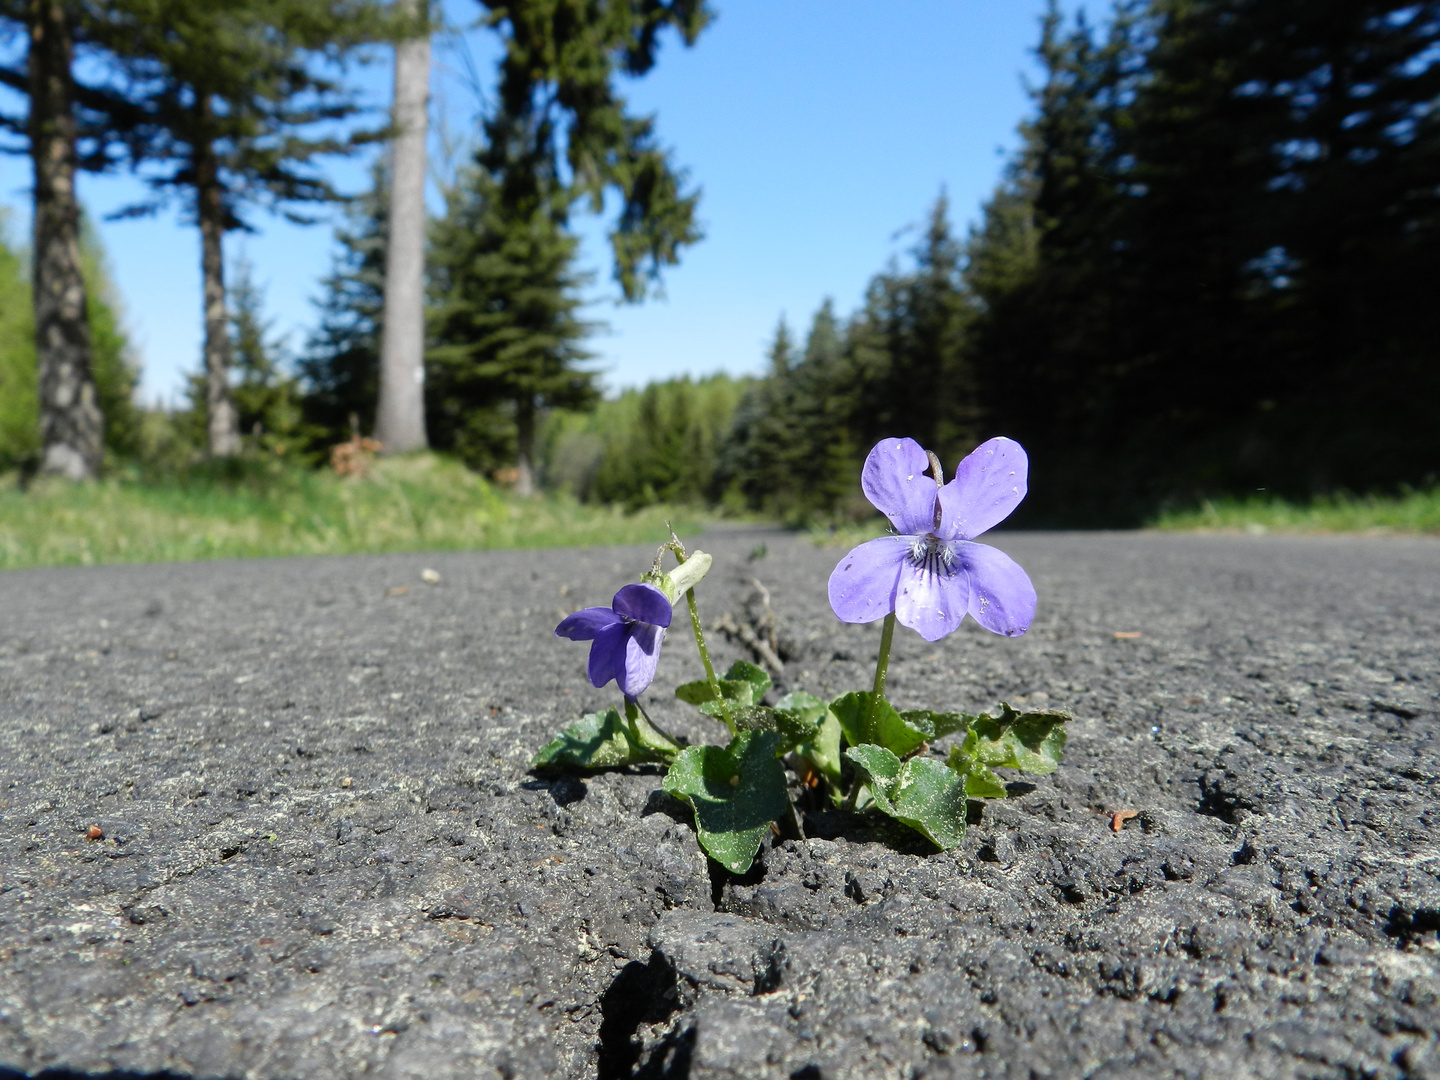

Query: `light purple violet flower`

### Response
(555, 583, 673, 699)
(828, 437, 1037, 643)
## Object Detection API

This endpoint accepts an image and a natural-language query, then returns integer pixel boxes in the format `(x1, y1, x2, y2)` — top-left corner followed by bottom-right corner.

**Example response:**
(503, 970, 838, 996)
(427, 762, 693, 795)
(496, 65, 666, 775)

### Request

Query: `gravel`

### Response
(0, 528, 1437, 1080)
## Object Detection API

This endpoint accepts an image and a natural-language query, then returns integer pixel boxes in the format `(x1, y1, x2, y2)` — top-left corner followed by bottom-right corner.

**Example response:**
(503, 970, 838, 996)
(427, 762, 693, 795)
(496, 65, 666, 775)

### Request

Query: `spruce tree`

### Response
(228, 254, 304, 450)
(845, 195, 976, 463)
(427, 160, 598, 492)
(297, 162, 388, 444)
(717, 317, 795, 513)
(373, 0, 430, 454)
(98, 0, 394, 457)
(0, 0, 120, 478)
(476, 0, 712, 302)
(787, 299, 861, 516)
(0, 204, 139, 468)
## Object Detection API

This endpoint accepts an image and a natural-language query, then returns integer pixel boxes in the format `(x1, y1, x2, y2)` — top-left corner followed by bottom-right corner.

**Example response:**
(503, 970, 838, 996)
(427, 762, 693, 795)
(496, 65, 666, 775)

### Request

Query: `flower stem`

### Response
(686, 586, 733, 736)
(632, 698, 683, 747)
(864, 611, 897, 745)
(668, 538, 733, 737)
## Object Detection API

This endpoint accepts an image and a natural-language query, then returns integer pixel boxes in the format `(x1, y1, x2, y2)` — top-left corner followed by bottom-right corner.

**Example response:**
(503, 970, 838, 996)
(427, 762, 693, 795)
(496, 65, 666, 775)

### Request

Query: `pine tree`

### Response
(717, 317, 795, 512)
(477, 0, 712, 302)
(373, 0, 430, 454)
(427, 160, 598, 492)
(0, 0, 120, 478)
(99, 0, 394, 457)
(786, 299, 862, 516)
(844, 195, 976, 462)
(297, 162, 388, 445)
(0, 207, 38, 467)
(228, 253, 304, 450)
(1123, 0, 1440, 495)
(0, 204, 139, 468)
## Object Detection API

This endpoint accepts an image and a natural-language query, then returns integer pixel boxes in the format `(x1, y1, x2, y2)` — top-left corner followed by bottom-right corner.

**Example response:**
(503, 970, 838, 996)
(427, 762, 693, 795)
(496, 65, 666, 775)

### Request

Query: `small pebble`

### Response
(421, 569, 441, 584)
(86, 825, 104, 840)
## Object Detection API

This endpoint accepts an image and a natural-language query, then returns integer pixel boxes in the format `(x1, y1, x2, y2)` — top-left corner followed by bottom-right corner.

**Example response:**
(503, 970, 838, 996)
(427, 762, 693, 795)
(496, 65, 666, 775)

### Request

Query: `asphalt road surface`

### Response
(1, 528, 1437, 1080)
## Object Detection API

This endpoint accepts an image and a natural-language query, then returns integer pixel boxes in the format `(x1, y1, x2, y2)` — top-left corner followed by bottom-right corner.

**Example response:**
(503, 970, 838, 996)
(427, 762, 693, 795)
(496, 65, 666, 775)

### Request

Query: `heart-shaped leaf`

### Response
(776, 691, 842, 782)
(661, 730, 790, 874)
(845, 744, 968, 849)
(945, 749, 1009, 798)
(962, 703, 1070, 775)
(899, 709, 974, 741)
(731, 705, 778, 732)
(831, 692, 928, 758)
(675, 660, 774, 719)
(774, 691, 826, 726)
(720, 660, 772, 702)
(532, 709, 665, 769)
(624, 701, 681, 760)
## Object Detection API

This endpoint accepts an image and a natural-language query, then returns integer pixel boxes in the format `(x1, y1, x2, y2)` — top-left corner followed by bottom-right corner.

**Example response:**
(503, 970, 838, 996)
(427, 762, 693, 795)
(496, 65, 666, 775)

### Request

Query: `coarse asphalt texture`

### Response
(1, 527, 1438, 1080)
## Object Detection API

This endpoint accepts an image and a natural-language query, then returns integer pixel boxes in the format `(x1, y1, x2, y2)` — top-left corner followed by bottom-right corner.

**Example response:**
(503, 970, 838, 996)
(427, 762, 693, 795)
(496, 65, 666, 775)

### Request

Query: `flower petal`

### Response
(895, 559, 971, 642)
(861, 438, 940, 535)
(958, 541, 1036, 637)
(829, 536, 908, 624)
(619, 623, 665, 699)
(612, 582, 673, 628)
(556, 606, 622, 640)
(938, 437, 1028, 540)
(586, 623, 629, 689)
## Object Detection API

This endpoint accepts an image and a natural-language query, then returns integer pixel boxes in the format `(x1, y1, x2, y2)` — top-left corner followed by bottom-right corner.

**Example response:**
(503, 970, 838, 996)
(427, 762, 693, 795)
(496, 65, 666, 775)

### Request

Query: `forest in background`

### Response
(2, 0, 1436, 529)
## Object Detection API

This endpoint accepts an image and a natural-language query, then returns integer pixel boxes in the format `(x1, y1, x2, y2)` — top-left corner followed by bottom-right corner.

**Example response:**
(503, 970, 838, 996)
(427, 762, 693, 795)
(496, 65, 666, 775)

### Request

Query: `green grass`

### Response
(807, 517, 890, 550)
(806, 487, 1440, 540)
(0, 454, 707, 570)
(1152, 487, 1440, 534)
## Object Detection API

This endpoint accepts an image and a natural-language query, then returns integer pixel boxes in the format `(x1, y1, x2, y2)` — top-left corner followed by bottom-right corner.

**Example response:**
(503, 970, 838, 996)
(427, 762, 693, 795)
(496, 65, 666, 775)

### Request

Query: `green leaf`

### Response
(720, 660, 772, 702)
(625, 701, 681, 760)
(774, 691, 826, 725)
(531, 709, 663, 769)
(831, 691, 928, 758)
(899, 709, 974, 741)
(845, 744, 969, 849)
(945, 748, 1009, 799)
(674, 678, 719, 706)
(801, 711, 843, 787)
(963, 703, 1070, 775)
(662, 730, 791, 874)
(776, 692, 842, 784)
(676, 660, 772, 718)
(730, 705, 777, 732)
(770, 692, 819, 758)
(675, 679, 745, 718)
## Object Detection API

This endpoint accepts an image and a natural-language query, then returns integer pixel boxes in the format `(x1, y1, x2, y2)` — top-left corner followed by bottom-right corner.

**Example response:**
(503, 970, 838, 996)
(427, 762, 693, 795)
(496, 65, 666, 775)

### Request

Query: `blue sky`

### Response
(0, 1, 1054, 405)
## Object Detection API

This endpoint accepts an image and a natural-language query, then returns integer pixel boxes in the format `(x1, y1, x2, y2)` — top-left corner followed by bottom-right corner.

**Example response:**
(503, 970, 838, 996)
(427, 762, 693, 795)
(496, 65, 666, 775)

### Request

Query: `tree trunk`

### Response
(27, 0, 102, 481)
(514, 394, 535, 496)
(194, 123, 240, 457)
(374, 1, 429, 454)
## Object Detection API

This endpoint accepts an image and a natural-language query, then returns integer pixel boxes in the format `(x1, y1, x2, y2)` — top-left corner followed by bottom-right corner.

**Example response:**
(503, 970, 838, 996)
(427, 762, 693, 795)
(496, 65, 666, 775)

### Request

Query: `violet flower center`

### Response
(908, 532, 957, 577)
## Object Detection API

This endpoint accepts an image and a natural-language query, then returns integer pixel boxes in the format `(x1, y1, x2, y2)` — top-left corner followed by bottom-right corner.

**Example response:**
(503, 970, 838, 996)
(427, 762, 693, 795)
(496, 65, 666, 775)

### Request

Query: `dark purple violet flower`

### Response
(555, 583, 673, 699)
(828, 437, 1037, 643)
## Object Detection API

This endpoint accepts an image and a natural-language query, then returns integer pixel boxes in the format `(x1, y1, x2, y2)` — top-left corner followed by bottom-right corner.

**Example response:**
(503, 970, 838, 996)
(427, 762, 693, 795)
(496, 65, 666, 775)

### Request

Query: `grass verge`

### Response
(807, 486, 1440, 541)
(1152, 487, 1440, 534)
(0, 454, 707, 570)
